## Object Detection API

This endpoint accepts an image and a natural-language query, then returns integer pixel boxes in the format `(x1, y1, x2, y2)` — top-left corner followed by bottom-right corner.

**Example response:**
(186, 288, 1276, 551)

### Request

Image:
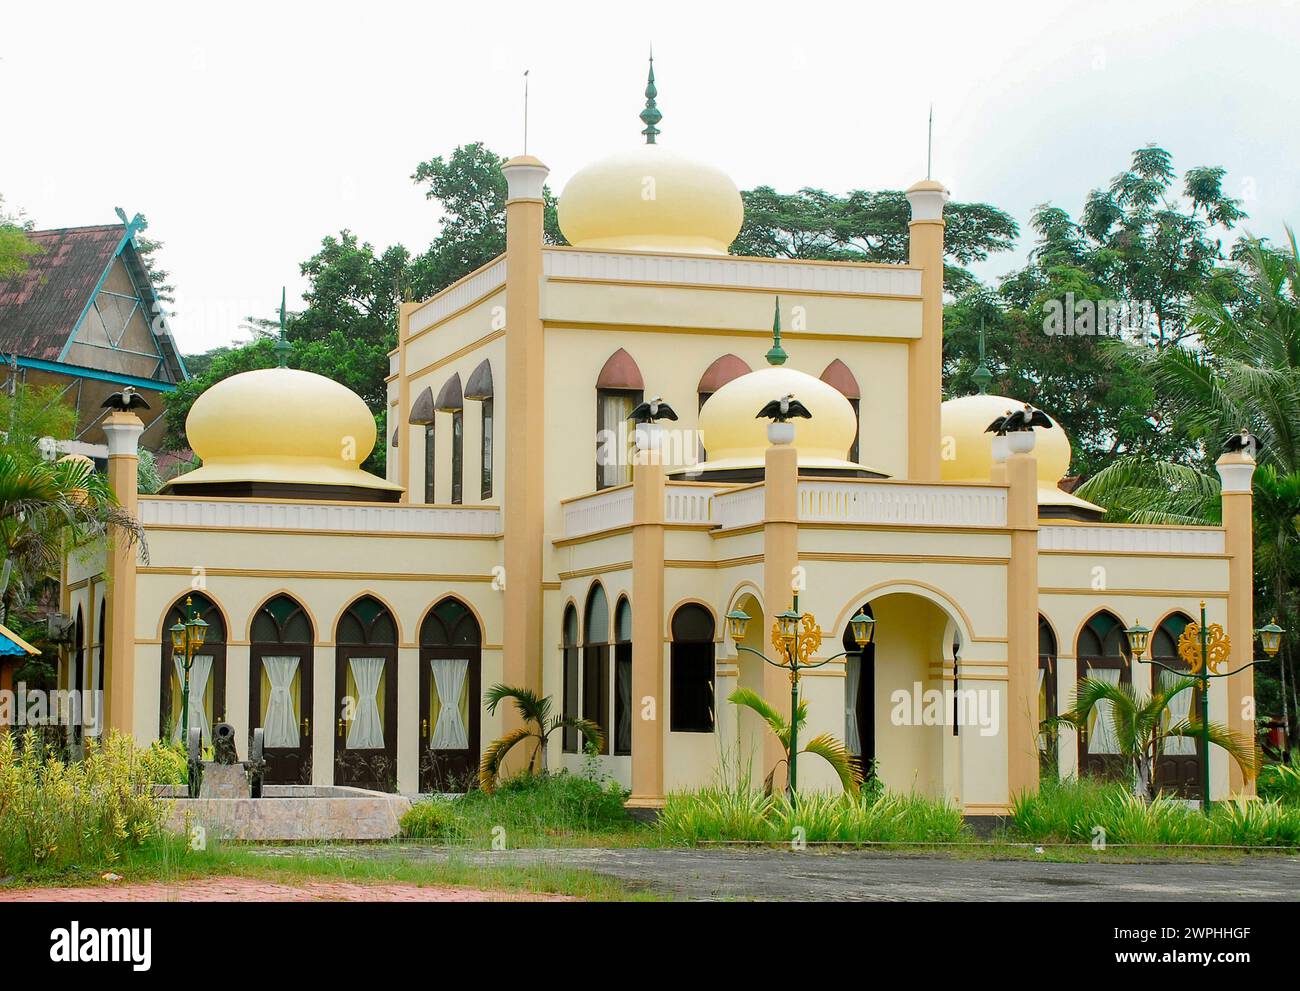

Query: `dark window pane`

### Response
(424, 424, 436, 504)
(670, 642, 714, 733)
(563, 646, 580, 752)
(481, 399, 493, 500)
(451, 411, 463, 505)
(614, 642, 632, 755)
(582, 644, 610, 754)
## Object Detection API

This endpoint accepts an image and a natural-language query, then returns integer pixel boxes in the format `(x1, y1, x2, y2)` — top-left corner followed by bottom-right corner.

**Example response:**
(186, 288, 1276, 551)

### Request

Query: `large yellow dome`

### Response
(163, 367, 401, 498)
(558, 145, 744, 255)
(686, 365, 885, 476)
(940, 393, 1102, 518)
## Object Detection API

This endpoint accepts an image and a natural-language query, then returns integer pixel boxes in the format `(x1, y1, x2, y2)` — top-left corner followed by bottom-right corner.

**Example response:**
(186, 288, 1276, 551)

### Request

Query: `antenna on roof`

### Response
(523, 69, 530, 155)
(926, 103, 934, 180)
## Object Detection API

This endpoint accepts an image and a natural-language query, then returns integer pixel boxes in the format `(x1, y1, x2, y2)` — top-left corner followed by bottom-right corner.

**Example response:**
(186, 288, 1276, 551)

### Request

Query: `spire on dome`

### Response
(275, 287, 292, 368)
(639, 48, 662, 144)
(972, 318, 992, 394)
(765, 296, 788, 366)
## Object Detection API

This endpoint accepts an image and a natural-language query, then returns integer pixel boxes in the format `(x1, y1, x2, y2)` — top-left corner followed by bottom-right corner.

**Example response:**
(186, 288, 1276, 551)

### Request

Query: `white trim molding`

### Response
(139, 498, 501, 536)
(408, 259, 507, 336)
(1038, 525, 1226, 555)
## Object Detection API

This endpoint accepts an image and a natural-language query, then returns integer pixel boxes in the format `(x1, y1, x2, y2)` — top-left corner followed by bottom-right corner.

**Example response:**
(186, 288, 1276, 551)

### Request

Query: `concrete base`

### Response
(199, 763, 251, 799)
(159, 785, 411, 841)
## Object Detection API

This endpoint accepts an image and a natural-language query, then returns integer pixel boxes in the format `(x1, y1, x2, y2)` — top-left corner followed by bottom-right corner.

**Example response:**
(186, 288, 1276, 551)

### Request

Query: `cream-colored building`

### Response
(63, 78, 1261, 814)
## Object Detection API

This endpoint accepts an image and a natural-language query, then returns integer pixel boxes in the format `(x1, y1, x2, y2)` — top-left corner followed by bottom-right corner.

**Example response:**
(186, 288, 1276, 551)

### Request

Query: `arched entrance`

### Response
(249, 595, 314, 784)
(334, 595, 398, 791)
(418, 597, 482, 793)
(1039, 616, 1057, 774)
(159, 593, 227, 747)
(841, 602, 876, 780)
(732, 592, 766, 777)
(1076, 610, 1132, 781)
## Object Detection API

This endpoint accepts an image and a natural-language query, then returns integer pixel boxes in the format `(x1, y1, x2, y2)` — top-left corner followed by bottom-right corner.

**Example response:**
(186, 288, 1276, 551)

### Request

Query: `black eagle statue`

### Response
(628, 396, 679, 423)
(101, 386, 151, 412)
(1223, 429, 1260, 459)
(986, 403, 1051, 435)
(755, 393, 813, 423)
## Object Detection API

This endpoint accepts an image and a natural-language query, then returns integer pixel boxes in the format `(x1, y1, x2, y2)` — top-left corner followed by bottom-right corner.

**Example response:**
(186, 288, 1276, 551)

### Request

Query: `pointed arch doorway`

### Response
(249, 595, 314, 785)
(419, 598, 482, 793)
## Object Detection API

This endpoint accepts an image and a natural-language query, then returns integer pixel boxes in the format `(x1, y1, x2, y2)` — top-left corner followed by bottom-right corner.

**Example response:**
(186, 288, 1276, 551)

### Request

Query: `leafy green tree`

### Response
(0, 195, 40, 281)
(732, 186, 1017, 293)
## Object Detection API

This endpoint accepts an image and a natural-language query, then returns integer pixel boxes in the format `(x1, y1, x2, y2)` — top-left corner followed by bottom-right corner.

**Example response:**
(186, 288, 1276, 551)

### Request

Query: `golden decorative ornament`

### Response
(796, 613, 824, 666)
(1177, 621, 1231, 674)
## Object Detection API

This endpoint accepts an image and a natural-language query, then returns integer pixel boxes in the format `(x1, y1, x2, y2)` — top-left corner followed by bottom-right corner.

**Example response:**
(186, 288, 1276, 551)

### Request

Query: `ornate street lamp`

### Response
(727, 593, 872, 804)
(171, 597, 209, 797)
(1131, 602, 1284, 813)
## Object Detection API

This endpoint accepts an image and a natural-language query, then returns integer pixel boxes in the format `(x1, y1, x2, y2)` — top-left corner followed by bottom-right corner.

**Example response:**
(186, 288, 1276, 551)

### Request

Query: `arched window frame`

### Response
(669, 603, 715, 734)
(158, 592, 227, 746)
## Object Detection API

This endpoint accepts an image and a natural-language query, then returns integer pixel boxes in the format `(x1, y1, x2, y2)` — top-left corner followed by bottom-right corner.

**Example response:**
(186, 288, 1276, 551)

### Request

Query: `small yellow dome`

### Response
(690, 365, 884, 475)
(940, 393, 1102, 516)
(165, 368, 401, 496)
(558, 145, 744, 255)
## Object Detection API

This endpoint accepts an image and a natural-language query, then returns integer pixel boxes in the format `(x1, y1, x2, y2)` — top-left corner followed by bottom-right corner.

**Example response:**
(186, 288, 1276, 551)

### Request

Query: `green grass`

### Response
(401, 771, 653, 848)
(1009, 778, 1300, 848)
(656, 783, 968, 845)
(1258, 753, 1300, 804)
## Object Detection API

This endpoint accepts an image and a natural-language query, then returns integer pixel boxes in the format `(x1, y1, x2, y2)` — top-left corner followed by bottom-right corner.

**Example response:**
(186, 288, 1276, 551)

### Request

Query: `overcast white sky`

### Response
(5, 0, 1298, 355)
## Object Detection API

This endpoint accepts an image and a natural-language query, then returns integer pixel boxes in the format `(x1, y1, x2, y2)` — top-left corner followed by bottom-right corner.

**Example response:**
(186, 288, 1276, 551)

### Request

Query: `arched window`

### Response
(72, 607, 85, 745)
(334, 596, 398, 791)
(1076, 610, 1131, 780)
(409, 386, 436, 504)
(1151, 612, 1200, 798)
(466, 359, 494, 500)
(670, 604, 715, 733)
(159, 592, 227, 747)
(697, 354, 750, 462)
(436, 373, 464, 505)
(820, 359, 862, 463)
(1039, 616, 1057, 763)
(595, 348, 644, 489)
(420, 597, 483, 792)
(614, 597, 632, 756)
(582, 585, 611, 754)
(841, 603, 876, 775)
(250, 595, 314, 784)
(562, 604, 580, 752)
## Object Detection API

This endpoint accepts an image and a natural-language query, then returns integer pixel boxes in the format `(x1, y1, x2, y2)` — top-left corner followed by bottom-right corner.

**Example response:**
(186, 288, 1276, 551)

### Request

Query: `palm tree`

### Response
(478, 684, 602, 792)
(1078, 230, 1300, 746)
(1051, 676, 1258, 801)
(0, 454, 146, 622)
(728, 687, 863, 798)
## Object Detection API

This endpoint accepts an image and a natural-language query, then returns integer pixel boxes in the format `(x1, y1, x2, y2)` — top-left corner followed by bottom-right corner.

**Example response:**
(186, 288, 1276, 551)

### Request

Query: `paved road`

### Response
(253, 845, 1300, 901)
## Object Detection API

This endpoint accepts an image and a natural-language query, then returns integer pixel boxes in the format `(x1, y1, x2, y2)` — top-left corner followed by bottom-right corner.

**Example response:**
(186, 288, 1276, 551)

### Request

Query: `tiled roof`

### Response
(0, 224, 125, 360)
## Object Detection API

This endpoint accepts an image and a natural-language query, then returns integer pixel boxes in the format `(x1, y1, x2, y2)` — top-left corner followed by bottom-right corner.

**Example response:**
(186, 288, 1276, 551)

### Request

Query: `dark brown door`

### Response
(418, 598, 482, 793)
(1076, 611, 1131, 781)
(334, 596, 399, 791)
(1151, 614, 1200, 799)
(250, 645, 313, 784)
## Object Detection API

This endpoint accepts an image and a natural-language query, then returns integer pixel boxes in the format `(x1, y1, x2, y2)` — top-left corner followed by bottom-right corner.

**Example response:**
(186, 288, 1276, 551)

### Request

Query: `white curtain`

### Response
(172, 654, 213, 746)
(430, 657, 470, 750)
(262, 655, 300, 749)
(598, 393, 632, 487)
(1160, 669, 1197, 756)
(347, 656, 385, 750)
(1087, 667, 1122, 755)
(844, 655, 861, 756)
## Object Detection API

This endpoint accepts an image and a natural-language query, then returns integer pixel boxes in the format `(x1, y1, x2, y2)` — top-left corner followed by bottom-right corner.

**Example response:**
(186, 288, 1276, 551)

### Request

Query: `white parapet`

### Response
(139, 498, 501, 536)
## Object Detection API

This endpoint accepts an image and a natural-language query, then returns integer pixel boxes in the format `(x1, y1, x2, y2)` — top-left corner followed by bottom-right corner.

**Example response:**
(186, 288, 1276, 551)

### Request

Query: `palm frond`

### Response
(477, 725, 538, 792)
(802, 732, 863, 796)
(482, 683, 550, 725)
(548, 716, 604, 754)
(728, 687, 791, 745)
(1165, 719, 1260, 778)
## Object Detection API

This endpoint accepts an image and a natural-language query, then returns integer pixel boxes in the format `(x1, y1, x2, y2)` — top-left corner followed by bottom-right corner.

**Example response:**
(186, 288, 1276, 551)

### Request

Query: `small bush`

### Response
(141, 740, 188, 786)
(400, 771, 633, 844)
(0, 731, 174, 877)
(656, 783, 967, 845)
(1258, 754, 1300, 805)
(400, 798, 457, 839)
(1010, 777, 1300, 847)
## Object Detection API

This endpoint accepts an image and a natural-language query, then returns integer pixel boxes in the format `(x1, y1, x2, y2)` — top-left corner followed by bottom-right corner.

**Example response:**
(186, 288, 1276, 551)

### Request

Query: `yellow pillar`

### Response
(1216, 451, 1256, 797)
(1004, 448, 1040, 800)
(905, 179, 948, 483)
(500, 156, 549, 725)
(762, 440, 799, 791)
(397, 301, 416, 501)
(103, 411, 143, 739)
(628, 456, 666, 809)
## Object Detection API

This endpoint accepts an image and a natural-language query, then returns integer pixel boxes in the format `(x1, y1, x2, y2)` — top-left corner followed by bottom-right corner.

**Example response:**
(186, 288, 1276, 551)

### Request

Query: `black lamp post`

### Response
(1125, 602, 1283, 813)
(169, 597, 208, 798)
(725, 597, 874, 804)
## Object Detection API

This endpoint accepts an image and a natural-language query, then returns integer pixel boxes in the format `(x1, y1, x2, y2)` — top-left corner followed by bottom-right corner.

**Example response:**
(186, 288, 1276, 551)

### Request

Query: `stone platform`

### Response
(158, 785, 411, 841)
